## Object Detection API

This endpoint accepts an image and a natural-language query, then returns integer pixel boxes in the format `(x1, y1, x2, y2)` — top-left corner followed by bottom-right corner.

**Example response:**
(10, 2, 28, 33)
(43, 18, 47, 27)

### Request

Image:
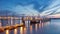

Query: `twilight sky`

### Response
(0, 0, 60, 16)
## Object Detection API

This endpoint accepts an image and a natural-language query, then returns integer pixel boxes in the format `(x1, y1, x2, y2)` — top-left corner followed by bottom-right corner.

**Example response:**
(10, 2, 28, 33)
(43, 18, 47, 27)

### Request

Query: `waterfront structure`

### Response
(0, 16, 50, 26)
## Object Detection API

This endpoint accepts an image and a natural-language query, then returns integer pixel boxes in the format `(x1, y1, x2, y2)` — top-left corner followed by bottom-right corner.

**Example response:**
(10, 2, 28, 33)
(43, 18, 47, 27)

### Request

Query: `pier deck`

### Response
(0, 23, 24, 32)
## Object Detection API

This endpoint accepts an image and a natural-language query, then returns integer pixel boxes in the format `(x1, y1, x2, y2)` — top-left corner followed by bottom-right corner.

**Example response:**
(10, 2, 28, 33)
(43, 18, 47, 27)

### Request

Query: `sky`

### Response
(0, 0, 60, 16)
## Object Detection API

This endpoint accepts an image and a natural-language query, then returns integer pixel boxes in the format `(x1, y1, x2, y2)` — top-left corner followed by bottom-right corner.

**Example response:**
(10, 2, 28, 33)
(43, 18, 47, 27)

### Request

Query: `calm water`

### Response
(1, 19, 60, 34)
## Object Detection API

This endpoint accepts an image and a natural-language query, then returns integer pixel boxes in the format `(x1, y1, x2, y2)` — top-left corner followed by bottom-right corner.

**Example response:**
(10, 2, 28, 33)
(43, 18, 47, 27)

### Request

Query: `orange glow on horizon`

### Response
(47, 14, 60, 18)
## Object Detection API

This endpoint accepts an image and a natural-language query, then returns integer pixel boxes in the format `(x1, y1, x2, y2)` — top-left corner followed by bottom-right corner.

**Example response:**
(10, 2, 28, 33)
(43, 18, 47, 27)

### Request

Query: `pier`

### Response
(0, 16, 50, 32)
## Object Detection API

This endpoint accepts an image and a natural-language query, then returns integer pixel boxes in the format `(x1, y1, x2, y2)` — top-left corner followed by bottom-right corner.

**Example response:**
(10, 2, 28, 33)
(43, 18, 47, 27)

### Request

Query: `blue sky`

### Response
(0, 0, 60, 16)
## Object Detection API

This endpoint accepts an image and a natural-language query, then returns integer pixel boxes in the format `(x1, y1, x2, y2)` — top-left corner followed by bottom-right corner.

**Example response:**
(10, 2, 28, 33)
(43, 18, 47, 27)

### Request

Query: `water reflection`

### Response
(30, 25, 32, 34)
(4, 22, 46, 34)
(35, 24, 38, 31)
(14, 28, 17, 34)
(6, 30, 9, 34)
(2, 19, 60, 34)
(20, 27, 23, 34)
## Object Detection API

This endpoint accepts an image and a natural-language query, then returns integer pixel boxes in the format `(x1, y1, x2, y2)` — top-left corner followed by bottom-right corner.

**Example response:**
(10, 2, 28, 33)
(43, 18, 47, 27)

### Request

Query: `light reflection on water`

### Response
(1, 19, 60, 34)
(14, 28, 17, 34)
(4, 22, 45, 34)
(6, 30, 9, 34)
(20, 27, 23, 34)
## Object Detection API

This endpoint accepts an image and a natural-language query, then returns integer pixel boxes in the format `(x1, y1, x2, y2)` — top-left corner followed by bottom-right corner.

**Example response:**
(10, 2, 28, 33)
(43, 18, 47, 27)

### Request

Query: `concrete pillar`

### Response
(20, 20, 22, 24)
(40, 20, 41, 23)
(8, 19, 10, 26)
(29, 20, 30, 26)
(25, 20, 30, 27)
(0, 19, 2, 27)
(25, 20, 28, 27)
(20, 17, 22, 24)
(11, 17, 13, 25)
(8, 17, 11, 26)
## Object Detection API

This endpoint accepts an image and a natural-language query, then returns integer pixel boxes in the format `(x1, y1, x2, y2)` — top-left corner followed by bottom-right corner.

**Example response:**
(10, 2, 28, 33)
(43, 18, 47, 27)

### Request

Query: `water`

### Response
(1, 19, 60, 34)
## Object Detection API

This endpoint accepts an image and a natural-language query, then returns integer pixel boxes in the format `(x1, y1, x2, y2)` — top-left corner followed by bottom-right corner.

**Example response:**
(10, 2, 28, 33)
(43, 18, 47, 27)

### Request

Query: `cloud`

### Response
(11, 4, 39, 16)
(40, 0, 60, 16)
(0, 0, 60, 16)
(54, 8, 60, 14)
(40, 6, 60, 16)
(44, 0, 60, 10)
